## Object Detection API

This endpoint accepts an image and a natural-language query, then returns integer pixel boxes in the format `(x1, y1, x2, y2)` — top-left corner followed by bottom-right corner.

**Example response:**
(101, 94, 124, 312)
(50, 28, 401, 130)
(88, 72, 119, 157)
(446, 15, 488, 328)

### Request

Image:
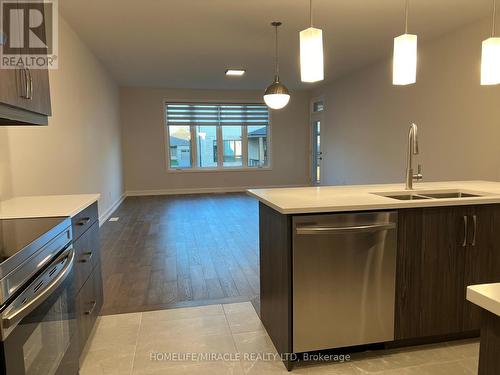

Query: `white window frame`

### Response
(163, 100, 272, 173)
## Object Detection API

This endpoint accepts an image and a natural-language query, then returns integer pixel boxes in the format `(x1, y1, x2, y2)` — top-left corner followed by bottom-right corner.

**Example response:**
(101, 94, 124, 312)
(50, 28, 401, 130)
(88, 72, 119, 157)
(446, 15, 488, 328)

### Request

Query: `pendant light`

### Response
(300, 0, 324, 83)
(393, 0, 417, 85)
(264, 22, 290, 110)
(481, 0, 500, 85)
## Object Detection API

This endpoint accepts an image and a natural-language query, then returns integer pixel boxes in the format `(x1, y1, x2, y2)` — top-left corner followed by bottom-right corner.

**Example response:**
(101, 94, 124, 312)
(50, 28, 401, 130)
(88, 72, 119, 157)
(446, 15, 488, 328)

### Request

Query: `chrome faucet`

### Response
(405, 123, 423, 190)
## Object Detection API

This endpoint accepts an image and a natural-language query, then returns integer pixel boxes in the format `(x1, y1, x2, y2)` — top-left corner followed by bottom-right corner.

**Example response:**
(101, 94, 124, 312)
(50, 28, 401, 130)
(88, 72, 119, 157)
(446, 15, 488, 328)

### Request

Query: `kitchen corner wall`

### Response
(120, 88, 310, 194)
(0, 127, 12, 200)
(314, 18, 500, 186)
(0, 16, 124, 217)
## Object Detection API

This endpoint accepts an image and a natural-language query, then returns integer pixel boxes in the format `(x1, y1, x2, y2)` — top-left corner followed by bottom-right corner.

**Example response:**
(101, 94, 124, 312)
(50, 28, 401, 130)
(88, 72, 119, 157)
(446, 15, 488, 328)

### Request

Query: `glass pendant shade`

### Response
(393, 33, 417, 85)
(300, 27, 324, 82)
(264, 77, 290, 110)
(481, 37, 500, 85)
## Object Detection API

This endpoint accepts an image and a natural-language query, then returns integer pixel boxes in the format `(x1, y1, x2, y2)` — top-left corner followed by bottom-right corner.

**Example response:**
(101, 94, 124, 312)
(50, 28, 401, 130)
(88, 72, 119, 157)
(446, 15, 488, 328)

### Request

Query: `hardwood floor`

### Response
(99, 193, 260, 315)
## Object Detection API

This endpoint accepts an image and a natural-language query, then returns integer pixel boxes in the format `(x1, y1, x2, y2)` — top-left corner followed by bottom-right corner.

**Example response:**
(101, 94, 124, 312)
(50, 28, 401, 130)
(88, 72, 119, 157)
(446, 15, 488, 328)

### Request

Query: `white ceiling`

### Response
(59, 0, 491, 90)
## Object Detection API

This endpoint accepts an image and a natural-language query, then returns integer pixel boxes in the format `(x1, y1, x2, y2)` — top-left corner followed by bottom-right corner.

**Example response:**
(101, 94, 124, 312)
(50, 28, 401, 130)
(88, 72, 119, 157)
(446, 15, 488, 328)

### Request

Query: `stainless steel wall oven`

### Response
(0, 217, 78, 375)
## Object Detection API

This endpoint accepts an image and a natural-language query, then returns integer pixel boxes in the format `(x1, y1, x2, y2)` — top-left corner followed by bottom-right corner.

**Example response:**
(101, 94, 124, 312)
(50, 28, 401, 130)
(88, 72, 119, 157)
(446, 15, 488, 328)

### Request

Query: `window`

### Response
(313, 100, 324, 113)
(222, 126, 242, 167)
(166, 103, 270, 170)
(196, 126, 217, 168)
(168, 125, 192, 168)
(247, 125, 268, 167)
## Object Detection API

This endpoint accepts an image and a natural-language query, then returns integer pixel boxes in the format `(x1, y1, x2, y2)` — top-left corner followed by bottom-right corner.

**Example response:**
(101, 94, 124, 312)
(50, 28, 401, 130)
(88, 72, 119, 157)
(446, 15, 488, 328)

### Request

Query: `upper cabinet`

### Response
(0, 0, 52, 125)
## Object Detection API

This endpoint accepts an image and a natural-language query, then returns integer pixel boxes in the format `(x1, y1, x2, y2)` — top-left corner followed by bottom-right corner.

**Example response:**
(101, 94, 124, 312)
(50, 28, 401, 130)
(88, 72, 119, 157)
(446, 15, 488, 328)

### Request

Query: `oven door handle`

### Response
(2, 247, 75, 329)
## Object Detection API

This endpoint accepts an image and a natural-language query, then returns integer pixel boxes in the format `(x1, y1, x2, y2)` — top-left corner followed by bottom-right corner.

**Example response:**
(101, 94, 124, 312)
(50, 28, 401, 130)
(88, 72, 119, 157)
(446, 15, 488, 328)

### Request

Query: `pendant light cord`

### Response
(310, 0, 313, 27)
(404, 0, 409, 34)
(492, 0, 497, 37)
(274, 23, 280, 78)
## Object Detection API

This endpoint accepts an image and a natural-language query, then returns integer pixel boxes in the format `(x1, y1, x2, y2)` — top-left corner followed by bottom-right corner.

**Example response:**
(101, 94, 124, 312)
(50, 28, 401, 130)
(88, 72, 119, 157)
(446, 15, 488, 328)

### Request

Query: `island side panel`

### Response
(259, 202, 293, 368)
(479, 310, 500, 375)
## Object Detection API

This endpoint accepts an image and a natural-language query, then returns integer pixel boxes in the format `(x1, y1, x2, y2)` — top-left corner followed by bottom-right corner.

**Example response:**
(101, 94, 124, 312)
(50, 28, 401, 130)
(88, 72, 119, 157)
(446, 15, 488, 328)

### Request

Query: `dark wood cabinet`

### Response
(463, 205, 500, 330)
(396, 204, 500, 340)
(76, 263, 103, 352)
(72, 203, 99, 244)
(478, 310, 500, 375)
(258, 202, 500, 369)
(259, 203, 293, 370)
(0, 0, 51, 125)
(396, 206, 468, 339)
(18, 0, 51, 118)
(71, 204, 103, 356)
(74, 224, 93, 292)
(17, 67, 51, 116)
(0, 68, 23, 109)
(74, 222, 101, 293)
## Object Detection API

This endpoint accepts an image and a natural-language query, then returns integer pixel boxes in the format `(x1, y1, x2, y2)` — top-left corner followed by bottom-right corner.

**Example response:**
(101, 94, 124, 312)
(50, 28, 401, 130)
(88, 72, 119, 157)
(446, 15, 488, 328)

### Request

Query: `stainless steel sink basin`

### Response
(421, 192, 482, 199)
(384, 194, 431, 201)
(373, 190, 488, 201)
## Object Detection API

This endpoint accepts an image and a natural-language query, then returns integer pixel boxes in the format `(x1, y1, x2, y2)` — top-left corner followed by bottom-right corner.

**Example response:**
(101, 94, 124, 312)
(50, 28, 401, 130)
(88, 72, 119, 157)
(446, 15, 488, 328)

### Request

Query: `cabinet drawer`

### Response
(76, 264, 103, 352)
(73, 222, 100, 292)
(72, 202, 98, 240)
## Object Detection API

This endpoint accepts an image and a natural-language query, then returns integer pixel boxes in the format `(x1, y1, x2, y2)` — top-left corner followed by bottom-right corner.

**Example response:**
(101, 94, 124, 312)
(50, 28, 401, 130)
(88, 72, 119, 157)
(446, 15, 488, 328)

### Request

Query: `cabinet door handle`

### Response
(471, 215, 477, 247)
(76, 217, 91, 226)
(78, 251, 93, 263)
(462, 215, 468, 247)
(84, 300, 97, 315)
(19, 67, 30, 99)
(26, 68, 33, 100)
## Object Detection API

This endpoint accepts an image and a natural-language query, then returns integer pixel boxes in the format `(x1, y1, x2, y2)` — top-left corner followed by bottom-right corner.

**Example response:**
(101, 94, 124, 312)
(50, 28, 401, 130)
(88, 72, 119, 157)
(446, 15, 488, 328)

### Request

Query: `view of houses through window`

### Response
(166, 103, 270, 170)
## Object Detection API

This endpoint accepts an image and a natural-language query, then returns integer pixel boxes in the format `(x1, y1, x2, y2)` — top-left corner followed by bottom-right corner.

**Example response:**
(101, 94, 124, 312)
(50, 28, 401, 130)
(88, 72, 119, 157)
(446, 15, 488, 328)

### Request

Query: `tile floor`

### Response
(80, 302, 479, 375)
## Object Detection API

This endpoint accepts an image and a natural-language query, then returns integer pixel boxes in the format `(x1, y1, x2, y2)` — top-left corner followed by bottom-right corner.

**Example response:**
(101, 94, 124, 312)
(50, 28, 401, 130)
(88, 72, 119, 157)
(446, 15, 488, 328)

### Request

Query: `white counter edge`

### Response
(247, 181, 500, 214)
(0, 194, 101, 220)
(466, 283, 500, 317)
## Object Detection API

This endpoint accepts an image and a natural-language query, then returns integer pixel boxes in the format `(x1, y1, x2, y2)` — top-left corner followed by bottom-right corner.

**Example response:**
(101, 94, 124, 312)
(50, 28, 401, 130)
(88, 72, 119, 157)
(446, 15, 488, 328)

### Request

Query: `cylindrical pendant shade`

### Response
(300, 27, 324, 83)
(393, 34, 417, 85)
(481, 37, 500, 85)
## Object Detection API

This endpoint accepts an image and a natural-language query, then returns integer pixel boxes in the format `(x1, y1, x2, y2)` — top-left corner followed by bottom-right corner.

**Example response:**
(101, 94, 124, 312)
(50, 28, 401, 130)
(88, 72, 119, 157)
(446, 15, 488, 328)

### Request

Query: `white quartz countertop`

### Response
(247, 181, 500, 214)
(0, 194, 100, 219)
(467, 283, 500, 317)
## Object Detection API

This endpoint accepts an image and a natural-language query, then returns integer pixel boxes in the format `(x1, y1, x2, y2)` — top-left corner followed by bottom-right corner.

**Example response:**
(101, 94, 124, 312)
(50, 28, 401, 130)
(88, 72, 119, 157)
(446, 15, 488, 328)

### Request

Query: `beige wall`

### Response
(121, 88, 310, 193)
(0, 128, 13, 201)
(0, 17, 123, 217)
(314, 19, 500, 186)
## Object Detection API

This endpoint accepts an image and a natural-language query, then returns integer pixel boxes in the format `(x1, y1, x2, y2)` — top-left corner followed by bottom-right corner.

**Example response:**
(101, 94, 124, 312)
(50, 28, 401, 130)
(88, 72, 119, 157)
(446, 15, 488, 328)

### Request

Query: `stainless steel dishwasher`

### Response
(292, 211, 397, 353)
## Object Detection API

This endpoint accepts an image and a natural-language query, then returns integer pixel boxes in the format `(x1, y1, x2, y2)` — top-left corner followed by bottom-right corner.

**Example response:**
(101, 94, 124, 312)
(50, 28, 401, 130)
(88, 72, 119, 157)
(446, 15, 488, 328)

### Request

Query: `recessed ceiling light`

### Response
(225, 69, 246, 76)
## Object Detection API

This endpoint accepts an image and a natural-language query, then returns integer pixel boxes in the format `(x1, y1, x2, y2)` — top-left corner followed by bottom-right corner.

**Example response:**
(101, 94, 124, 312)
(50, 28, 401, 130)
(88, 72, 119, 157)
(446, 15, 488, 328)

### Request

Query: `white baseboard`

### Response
(99, 194, 126, 226)
(125, 184, 306, 197)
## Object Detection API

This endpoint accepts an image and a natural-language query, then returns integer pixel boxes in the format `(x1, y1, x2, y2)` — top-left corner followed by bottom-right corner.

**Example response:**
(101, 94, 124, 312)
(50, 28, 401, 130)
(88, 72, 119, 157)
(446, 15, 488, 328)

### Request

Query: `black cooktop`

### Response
(0, 217, 68, 263)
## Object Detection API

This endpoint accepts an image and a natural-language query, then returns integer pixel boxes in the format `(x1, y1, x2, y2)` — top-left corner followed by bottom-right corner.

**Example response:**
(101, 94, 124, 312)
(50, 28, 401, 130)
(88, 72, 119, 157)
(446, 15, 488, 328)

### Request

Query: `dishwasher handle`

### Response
(296, 222, 396, 235)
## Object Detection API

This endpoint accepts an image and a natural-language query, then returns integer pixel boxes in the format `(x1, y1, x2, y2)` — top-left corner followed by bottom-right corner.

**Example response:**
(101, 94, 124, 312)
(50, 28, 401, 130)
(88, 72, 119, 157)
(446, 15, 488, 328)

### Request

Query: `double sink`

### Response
(373, 190, 488, 201)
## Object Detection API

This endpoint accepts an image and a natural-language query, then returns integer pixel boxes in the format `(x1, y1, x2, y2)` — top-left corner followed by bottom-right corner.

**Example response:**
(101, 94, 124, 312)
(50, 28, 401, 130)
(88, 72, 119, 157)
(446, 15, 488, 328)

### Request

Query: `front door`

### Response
(311, 99, 324, 184)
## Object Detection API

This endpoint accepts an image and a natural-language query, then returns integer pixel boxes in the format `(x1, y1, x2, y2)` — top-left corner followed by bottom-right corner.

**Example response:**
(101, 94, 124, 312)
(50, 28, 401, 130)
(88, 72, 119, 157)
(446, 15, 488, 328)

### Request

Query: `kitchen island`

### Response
(467, 283, 500, 375)
(248, 181, 500, 371)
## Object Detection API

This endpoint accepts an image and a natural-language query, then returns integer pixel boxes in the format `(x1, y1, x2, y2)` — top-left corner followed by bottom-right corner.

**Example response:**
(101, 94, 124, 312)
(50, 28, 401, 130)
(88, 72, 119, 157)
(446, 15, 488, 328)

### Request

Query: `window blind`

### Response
(166, 104, 269, 126)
